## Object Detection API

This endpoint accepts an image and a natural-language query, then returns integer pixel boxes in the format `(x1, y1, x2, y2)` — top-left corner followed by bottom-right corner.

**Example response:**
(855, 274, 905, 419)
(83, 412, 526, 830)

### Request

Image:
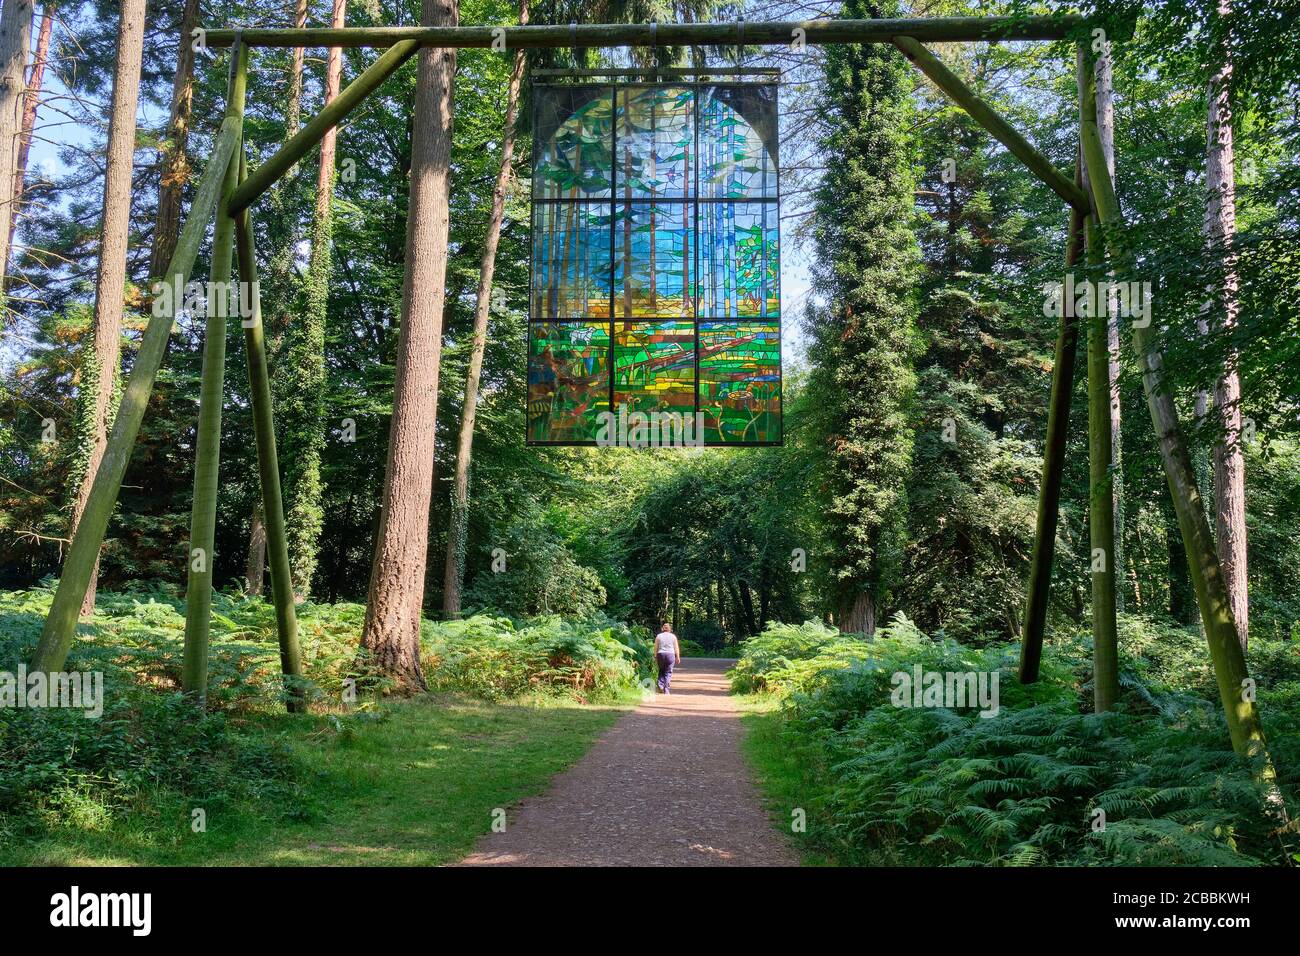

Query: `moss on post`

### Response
(1018, 198, 1084, 683)
(235, 153, 307, 713)
(180, 42, 248, 701)
(1078, 47, 1274, 775)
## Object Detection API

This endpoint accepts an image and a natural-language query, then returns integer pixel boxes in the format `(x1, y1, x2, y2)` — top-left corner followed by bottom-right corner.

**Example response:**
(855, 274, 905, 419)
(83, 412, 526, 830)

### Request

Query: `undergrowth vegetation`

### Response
(736, 617, 1300, 866)
(0, 584, 651, 853)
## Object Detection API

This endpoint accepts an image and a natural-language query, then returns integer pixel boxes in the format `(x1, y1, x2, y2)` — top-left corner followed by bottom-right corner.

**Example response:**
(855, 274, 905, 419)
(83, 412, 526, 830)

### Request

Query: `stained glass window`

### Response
(529, 81, 781, 446)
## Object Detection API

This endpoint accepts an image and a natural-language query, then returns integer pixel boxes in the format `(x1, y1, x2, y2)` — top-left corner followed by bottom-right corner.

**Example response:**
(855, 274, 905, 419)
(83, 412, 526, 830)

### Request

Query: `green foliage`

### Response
(737, 616, 1299, 866)
(0, 588, 302, 847)
(729, 619, 872, 694)
(805, 0, 922, 623)
(0, 585, 650, 847)
(422, 612, 652, 701)
(679, 619, 726, 653)
(463, 511, 607, 617)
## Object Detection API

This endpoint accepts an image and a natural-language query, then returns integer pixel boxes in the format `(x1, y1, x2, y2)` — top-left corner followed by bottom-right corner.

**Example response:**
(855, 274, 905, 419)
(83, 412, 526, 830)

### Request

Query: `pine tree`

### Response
(442, 0, 528, 619)
(359, 0, 458, 691)
(67, 0, 146, 616)
(0, 0, 33, 309)
(279, 0, 348, 600)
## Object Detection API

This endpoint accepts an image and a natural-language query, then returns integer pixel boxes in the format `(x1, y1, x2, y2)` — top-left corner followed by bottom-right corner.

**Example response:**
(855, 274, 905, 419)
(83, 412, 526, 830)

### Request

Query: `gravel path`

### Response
(458, 658, 798, 867)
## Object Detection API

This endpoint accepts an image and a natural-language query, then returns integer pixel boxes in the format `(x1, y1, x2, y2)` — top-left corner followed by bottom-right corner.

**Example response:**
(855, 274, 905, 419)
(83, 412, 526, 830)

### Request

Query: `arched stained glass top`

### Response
(529, 82, 781, 447)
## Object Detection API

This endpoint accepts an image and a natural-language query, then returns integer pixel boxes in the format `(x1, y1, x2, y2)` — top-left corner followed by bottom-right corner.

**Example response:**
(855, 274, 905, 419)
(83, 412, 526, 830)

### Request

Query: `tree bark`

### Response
(840, 591, 875, 637)
(442, 0, 527, 619)
(4, 0, 49, 282)
(1204, 0, 1247, 649)
(359, 0, 458, 693)
(245, 501, 266, 596)
(285, 0, 308, 142)
(69, 0, 147, 616)
(0, 0, 33, 307)
(148, 0, 199, 281)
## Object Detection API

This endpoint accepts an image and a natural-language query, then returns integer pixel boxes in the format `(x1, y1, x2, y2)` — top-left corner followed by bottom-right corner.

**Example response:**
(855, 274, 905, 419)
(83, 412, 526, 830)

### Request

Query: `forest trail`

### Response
(457, 658, 799, 867)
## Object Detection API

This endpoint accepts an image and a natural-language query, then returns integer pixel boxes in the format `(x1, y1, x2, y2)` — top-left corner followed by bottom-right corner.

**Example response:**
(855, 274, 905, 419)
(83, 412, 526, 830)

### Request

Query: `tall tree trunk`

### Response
(148, 0, 198, 282)
(285, 0, 308, 143)
(1095, 38, 1126, 612)
(68, 0, 146, 616)
(359, 0, 457, 693)
(282, 0, 347, 600)
(1204, 0, 1247, 649)
(840, 591, 875, 637)
(4, 0, 49, 282)
(442, 0, 527, 619)
(245, 501, 266, 596)
(0, 0, 33, 309)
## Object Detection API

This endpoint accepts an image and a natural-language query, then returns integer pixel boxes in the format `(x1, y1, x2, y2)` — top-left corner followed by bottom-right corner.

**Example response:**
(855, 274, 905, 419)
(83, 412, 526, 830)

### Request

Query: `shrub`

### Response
(462, 513, 607, 617)
(421, 612, 651, 702)
(680, 620, 727, 653)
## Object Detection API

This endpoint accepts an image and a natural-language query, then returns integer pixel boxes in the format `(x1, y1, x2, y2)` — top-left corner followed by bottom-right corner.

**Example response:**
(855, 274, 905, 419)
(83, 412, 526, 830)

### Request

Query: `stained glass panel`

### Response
(616, 86, 694, 199)
(698, 322, 781, 443)
(531, 202, 612, 319)
(532, 86, 614, 199)
(613, 321, 696, 420)
(699, 85, 778, 199)
(614, 202, 695, 318)
(528, 322, 611, 442)
(699, 202, 779, 318)
(530, 81, 780, 446)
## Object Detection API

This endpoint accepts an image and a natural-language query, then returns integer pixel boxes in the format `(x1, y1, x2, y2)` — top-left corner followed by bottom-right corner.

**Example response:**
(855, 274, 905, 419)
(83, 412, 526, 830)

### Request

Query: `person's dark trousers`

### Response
(656, 653, 676, 693)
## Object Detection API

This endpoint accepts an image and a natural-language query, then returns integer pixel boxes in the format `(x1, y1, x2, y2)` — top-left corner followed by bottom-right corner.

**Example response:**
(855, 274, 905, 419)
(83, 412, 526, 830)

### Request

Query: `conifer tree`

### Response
(805, 0, 921, 636)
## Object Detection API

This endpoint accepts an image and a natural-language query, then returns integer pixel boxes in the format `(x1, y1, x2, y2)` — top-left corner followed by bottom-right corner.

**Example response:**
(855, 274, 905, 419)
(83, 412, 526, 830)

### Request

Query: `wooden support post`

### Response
(1080, 49, 1119, 712)
(891, 35, 1089, 211)
(1078, 50, 1272, 764)
(1018, 194, 1085, 683)
(228, 38, 420, 214)
(234, 153, 306, 713)
(181, 41, 248, 701)
(202, 16, 1085, 49)
(30, 122, 246, 673)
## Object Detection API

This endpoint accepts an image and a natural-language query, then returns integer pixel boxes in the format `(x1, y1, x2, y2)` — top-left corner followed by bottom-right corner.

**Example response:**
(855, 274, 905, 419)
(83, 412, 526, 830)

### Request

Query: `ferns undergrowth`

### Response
(0, 583, 652, 847)
(735, 616, 1300, 866)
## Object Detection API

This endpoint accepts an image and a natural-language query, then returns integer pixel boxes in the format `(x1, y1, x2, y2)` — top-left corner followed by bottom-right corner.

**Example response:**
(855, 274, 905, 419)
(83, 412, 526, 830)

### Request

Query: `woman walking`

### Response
(654, 623, 682, 694)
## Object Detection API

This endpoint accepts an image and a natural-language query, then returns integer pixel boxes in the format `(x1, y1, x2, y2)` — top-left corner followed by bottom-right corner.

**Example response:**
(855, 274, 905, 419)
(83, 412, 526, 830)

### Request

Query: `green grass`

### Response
(734, 693, 835, 867)
(1, 691, 635, 866)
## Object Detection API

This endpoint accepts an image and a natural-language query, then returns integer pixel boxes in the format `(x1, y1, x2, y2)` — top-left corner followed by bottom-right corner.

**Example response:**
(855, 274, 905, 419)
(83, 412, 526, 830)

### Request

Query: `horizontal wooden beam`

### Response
(202, 16, 1085, 49)
(892, 35, 1090, 211)
(531, 67, 782, 78)
(228, 38, 420, 213)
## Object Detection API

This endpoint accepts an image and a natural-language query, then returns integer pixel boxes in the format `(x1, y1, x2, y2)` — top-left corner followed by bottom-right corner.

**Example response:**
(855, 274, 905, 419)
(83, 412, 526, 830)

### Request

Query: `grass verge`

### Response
(734, 693, 834, 867)
(1, 691, 636, 866)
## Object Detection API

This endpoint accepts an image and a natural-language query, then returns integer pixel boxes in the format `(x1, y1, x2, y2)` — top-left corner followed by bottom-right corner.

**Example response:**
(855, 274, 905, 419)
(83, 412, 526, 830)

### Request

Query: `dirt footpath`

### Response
(458, 658, 799, 866)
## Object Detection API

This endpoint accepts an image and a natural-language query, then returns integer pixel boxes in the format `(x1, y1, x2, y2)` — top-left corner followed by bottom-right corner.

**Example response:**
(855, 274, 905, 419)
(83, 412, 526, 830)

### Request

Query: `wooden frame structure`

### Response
(25, 16, 1268, 762)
